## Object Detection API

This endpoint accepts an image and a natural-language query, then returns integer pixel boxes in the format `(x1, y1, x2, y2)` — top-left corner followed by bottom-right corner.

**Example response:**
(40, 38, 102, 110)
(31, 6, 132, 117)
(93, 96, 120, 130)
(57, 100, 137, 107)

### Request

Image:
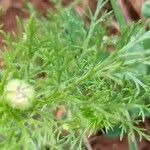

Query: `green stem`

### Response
(83, 0, 107, 49)
(83, 135, 93, 150)
(64, 65, 96, 91)
(126, 111, 138, 150)
(110, 0, 126, 27)
(128, 138, 138, 150)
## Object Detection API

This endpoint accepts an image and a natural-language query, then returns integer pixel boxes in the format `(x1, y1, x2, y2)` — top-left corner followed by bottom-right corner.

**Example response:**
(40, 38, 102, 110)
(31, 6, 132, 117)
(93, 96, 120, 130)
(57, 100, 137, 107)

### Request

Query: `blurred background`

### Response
(0, 0, 146, 35)
(0, 0, 149, 150)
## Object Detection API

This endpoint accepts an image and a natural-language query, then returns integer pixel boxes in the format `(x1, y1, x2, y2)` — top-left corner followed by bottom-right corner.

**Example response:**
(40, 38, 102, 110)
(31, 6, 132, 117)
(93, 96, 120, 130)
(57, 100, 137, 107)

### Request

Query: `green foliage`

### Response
(142, 1, 150, 18)
(110, 0, 126, 27)
(0, 1, 150, 149)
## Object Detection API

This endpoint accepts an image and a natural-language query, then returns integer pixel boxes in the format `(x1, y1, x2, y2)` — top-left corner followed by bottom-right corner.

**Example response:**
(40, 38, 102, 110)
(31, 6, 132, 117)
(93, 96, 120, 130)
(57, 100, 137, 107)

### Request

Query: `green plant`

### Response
(0, 1, 150, 150)
(142, 0, 150, 18)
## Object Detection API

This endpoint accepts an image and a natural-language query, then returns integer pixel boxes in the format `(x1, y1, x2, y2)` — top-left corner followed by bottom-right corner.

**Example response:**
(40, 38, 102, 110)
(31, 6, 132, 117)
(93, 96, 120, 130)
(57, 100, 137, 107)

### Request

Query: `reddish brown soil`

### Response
(0, 1, 149, 150)
(89, 119, 150, 150)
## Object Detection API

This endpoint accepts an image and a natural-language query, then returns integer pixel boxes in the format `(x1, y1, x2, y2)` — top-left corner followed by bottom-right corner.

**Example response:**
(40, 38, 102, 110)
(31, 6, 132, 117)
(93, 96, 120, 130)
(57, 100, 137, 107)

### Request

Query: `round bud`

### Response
(4, 79, 34, 110)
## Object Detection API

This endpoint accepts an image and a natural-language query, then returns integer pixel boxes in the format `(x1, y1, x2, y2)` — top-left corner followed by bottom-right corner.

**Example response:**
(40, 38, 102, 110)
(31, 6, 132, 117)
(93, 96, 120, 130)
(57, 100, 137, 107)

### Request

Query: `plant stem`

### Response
(128, 138, 138, 150)
(83, 135, 93, 150)
(126, 111, 139, 150)
(63, 65, 95, 91)
(110, 0, 126, 27)
(83, 0, 107, 49)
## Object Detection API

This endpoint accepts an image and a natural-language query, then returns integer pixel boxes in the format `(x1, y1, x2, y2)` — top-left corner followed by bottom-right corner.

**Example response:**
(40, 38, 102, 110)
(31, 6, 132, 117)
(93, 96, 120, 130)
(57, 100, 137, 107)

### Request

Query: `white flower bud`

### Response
(4, 79, 34, 110)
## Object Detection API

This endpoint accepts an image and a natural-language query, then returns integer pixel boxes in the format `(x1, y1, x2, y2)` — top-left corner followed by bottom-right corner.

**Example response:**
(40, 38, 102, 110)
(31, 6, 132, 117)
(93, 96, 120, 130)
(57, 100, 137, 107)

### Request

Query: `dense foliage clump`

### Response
(0, 1, 150, 149)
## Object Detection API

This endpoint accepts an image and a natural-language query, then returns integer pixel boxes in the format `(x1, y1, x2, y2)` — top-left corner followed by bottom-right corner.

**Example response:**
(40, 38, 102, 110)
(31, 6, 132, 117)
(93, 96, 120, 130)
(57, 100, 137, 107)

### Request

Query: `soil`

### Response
(0, 1, 149, 150)
(89, 118, 150, 150)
